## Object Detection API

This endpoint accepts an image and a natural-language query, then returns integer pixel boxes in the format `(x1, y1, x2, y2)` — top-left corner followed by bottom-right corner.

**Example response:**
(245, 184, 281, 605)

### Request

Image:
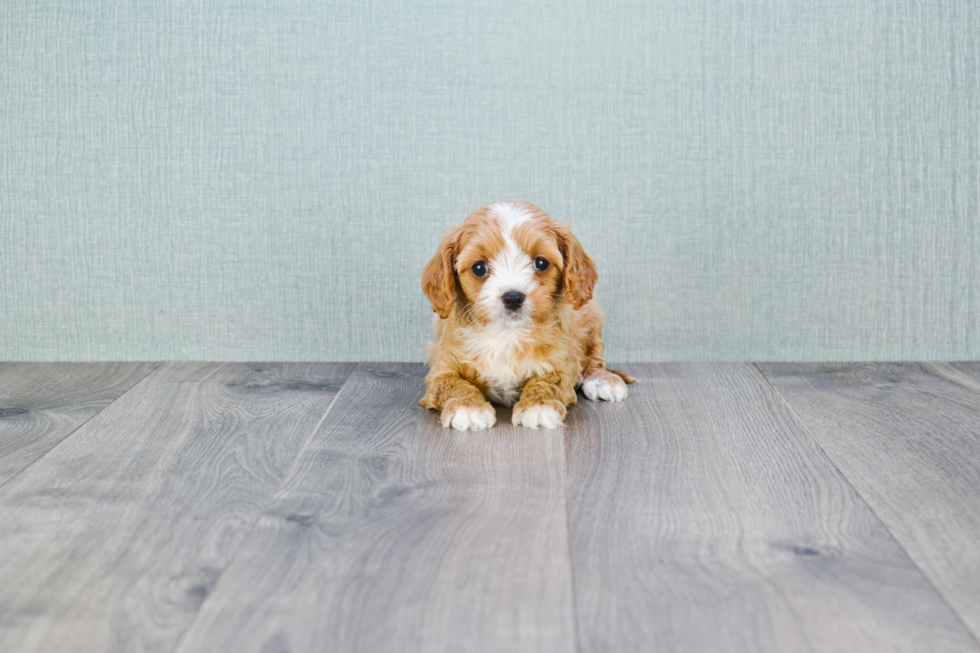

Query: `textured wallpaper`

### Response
(1, 0, 978, 362)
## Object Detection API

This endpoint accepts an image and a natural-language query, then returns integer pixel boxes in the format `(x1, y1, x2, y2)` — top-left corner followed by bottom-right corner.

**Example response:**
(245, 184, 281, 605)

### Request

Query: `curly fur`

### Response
(421, 201, 634, 430)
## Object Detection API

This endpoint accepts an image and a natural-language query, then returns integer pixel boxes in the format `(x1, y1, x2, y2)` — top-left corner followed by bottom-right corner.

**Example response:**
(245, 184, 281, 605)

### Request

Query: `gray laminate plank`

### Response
(565, 363, 978, 653)
(949, 362, 980, 393)
(0, 362, 159, 486)
(759, 362, 980, 642)
(174, 363, 575, 653)
(0, 362, 355, 653)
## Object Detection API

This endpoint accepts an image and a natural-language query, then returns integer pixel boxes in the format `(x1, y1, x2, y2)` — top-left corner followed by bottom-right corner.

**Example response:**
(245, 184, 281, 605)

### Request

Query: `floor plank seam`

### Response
(0, 361, 164, 492)
(166, 363, 358, 653)
(560, 424, 583, 653)
(752, 362, 980, 650)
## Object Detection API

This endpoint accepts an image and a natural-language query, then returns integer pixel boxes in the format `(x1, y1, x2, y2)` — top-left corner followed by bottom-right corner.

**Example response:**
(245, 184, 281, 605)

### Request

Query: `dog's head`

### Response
(422, 201, 597, 326)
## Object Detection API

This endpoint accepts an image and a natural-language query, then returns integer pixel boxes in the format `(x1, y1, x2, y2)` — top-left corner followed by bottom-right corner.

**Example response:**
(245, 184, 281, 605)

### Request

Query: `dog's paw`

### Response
(440, 402, 496, 431)
(582, 373, 628, 402)
(512, 400, 565, 429)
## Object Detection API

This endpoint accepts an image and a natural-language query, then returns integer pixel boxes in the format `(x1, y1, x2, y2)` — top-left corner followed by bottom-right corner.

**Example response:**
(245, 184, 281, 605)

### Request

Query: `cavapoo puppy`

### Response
(420, 201, 634, 431)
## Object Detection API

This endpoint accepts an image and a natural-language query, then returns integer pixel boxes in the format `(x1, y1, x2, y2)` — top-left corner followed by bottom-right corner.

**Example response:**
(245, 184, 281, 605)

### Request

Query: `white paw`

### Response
(582, 375, 628, 402)
(512, 403, 563, 429)
(441, 403, 496, 431)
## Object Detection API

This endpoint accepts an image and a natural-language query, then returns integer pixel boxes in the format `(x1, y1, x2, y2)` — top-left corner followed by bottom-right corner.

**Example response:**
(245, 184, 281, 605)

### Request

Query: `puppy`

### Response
(420, 201, 634, 431)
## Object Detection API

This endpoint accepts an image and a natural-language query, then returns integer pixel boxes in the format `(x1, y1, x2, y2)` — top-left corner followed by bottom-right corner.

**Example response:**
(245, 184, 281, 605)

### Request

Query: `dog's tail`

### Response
(607, 367, 637, 384)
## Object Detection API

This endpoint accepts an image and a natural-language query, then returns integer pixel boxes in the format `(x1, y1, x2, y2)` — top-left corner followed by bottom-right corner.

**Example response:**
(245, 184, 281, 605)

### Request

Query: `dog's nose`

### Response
(502, 291, 525, 311)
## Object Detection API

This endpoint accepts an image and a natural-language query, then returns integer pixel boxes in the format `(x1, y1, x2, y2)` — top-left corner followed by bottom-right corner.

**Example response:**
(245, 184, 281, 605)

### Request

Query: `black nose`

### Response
(502, 291, 525, 311)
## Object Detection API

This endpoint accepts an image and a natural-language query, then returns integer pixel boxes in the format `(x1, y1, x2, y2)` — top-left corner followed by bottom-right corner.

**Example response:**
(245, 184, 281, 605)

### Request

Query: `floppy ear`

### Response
(421, 227, 461, 319)
(554, 221, 597, 309)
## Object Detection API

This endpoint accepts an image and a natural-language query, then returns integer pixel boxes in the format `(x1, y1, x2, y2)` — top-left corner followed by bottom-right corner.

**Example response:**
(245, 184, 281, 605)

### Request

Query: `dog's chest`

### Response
(479, 366, 530, 407)
(461, 328, 552, 407)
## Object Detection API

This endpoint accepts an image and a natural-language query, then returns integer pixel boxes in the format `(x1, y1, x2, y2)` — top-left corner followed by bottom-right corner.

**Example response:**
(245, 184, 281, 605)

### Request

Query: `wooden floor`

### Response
(1, 363, 979, 653)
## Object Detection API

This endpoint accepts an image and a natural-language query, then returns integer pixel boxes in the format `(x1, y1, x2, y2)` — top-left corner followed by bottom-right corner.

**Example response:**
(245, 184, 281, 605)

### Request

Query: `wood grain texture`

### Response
(949, 362, 980, 393)
(0, 362, 354, 653)
(564, 363, 979, 653)
(759, 362, 980, 643)
(175, 363, 575, 653)
(0, 362, 159, 486)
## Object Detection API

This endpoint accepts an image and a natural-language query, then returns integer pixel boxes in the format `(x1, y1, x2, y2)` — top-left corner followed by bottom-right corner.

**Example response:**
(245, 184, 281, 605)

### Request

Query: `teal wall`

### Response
(2, 1, 978, 362)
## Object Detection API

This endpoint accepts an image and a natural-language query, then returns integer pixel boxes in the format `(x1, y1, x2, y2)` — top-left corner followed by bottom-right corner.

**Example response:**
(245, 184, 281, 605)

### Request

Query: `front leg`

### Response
(512, 372, 577, 430)
(421, 374, 496, 431)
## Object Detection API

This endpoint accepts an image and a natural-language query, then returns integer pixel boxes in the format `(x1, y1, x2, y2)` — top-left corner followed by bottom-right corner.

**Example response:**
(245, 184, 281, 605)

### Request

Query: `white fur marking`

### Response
(582, 375, 628, 402)
(441, 403, 497, 431)
(459, 325, 553, 406)
(479, 239, 536, 321)
(477, 204, 538, 326)
(489, 201, 533, 229)
(513, 403, 563, 429)
(457, 201, 553, 407)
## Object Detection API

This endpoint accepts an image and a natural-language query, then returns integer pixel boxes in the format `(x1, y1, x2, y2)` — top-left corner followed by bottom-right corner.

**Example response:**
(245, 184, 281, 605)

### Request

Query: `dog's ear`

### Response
(553, 220, 597, 309)
(422, 226, 462, 319)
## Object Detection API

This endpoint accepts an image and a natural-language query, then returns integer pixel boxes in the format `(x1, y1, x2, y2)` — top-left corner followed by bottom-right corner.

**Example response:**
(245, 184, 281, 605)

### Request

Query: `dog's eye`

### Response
(471, 261, 488, 278)
(534, 257, 550, 272)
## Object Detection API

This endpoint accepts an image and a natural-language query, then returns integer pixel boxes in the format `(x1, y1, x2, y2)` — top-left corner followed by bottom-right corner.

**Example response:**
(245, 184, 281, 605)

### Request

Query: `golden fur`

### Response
(420, 201, 634, 430)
